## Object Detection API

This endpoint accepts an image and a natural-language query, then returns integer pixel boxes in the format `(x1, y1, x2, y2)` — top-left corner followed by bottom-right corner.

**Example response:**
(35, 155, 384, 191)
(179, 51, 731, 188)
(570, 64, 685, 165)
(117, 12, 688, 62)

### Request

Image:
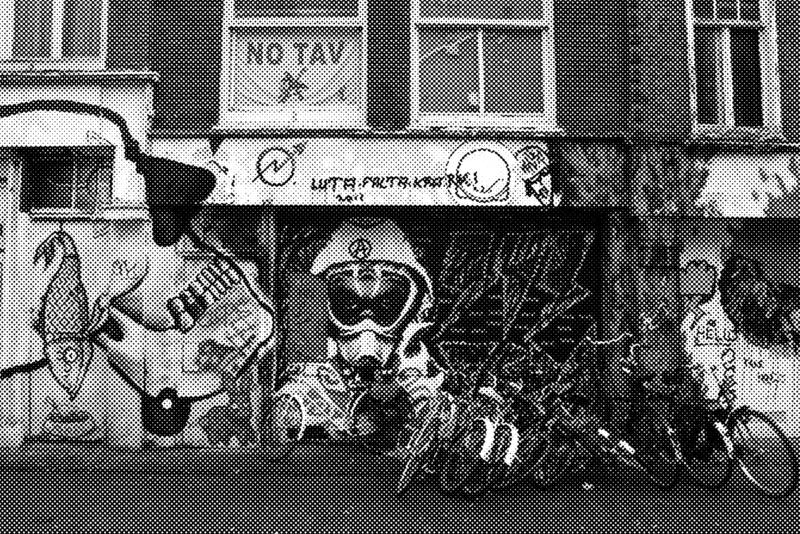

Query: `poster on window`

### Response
(229, 28, 362, 112)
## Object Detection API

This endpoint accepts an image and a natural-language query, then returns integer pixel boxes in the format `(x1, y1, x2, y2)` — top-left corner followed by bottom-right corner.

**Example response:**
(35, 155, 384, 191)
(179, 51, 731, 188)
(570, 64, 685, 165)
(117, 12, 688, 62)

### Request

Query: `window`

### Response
(19, 146, 114, 214)
(411, 0, 556, 128)
(219, 0, 367, 127)
(0, 0, 108, 69)
(690, 0, 780, 132)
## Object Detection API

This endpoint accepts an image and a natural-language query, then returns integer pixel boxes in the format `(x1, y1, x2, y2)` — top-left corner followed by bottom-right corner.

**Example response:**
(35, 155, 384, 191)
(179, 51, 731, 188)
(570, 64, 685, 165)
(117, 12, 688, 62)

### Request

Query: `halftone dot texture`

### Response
(0, 0, 799, 532)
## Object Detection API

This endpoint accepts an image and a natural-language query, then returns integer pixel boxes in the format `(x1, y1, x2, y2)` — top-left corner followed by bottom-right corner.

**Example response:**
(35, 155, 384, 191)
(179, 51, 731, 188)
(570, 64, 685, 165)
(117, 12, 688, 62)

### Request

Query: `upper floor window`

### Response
(0, 0, 108, 69)
(690, 0, 780, 133)
(411, 0, 556, 128)
(219, 0, 367, 127)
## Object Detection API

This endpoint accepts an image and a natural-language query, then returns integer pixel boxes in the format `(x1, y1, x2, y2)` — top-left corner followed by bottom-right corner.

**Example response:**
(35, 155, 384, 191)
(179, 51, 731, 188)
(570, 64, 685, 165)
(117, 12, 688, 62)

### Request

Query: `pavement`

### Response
(0, 442, 797, 533)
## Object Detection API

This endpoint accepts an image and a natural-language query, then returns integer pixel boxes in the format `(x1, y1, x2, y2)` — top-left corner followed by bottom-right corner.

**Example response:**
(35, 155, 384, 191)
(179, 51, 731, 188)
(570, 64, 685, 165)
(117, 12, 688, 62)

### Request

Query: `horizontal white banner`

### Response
(153, 137, 556, 207)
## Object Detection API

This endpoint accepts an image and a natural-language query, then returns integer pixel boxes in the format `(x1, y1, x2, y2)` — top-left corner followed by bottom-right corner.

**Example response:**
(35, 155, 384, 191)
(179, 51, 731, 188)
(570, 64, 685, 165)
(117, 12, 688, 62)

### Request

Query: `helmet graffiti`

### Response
(312, 219, 433, 380)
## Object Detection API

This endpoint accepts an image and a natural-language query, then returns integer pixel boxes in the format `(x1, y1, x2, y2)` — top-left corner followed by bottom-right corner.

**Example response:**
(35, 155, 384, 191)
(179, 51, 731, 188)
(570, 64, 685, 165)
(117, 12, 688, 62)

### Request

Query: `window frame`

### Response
(218, 0, 368, 128)
(21, 146, 114, 218)
(409, 0, 557, 130)
(686, 0, 782, 137)
(0, 0, 109, 70)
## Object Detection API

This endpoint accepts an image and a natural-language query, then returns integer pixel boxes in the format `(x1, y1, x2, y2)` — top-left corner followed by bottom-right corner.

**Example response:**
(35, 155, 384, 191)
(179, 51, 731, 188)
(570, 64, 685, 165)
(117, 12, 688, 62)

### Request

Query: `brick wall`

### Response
(554, 0, 628, 136)
(628, 0, 692, 139)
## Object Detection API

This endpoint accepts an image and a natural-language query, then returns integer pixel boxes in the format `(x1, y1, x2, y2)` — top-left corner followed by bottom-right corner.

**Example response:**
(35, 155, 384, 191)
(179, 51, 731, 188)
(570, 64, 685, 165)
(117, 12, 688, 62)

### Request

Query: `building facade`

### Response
(0, 0, 797, 451)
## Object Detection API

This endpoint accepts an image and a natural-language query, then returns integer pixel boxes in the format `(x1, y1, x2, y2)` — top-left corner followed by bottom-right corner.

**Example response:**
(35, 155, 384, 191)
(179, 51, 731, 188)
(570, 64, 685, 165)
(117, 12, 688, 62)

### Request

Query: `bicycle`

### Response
(526, 337, 680, 490)
(396, 387, 458, 495)
(453, 376, 525, 498)
(437, 380, 497, 495)
(682, 363, 798, 497)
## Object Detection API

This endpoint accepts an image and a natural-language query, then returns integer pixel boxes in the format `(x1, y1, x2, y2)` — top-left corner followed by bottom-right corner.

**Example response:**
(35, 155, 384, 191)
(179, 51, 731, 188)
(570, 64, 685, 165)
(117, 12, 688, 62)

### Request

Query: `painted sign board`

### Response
(152, 138, 556, 207)
(227, 28, 362, 118)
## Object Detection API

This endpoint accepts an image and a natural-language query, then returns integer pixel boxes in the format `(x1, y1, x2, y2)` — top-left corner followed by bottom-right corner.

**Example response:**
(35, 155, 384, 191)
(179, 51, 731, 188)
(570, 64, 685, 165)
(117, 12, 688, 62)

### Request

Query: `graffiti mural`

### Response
(680, 219, 800, 431)
(89, 208, 275, 446)
(276, 213, 602, 453)
(11, 207, 277, 447)
(32, 230, 94, 400)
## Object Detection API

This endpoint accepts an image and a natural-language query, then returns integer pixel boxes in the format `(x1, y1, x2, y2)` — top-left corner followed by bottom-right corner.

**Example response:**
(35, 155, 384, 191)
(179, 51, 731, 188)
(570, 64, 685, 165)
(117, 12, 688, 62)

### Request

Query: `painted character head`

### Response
(516, 145, 556, 206)
(311, 219, 433, 387)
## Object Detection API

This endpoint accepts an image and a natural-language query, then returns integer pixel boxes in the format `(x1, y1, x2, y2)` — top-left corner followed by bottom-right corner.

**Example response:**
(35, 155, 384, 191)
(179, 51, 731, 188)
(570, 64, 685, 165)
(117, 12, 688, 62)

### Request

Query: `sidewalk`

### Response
(0, 441, 401, 475)
(0, 441, 797, 533)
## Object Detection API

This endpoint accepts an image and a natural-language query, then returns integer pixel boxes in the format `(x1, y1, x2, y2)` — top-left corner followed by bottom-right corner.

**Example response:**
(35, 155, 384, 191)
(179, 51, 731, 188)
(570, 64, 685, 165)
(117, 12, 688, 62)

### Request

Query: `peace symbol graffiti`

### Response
(349, 238, 372, 260)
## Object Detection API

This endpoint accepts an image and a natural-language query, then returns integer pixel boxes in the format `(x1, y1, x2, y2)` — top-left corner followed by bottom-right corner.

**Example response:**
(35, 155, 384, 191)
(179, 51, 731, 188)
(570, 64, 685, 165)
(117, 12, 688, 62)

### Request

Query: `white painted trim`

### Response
(0, 158, 31, 444)
(0, 0, 12, 60)
(52, 0, 65, 60)
(416, 18, 549, 28)
(759, 0, 782, 133)
(477, 29, 485, 113)
(228, 17, 363, 28)
(721, 29, 735, 126)
(218, 0, 367, 128)
(410, 0, 556, 128)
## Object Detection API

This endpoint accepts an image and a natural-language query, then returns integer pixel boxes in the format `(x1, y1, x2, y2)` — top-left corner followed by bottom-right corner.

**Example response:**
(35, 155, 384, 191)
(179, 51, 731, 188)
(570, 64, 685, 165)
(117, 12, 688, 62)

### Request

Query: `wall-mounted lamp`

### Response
(0, 100, 216, 246)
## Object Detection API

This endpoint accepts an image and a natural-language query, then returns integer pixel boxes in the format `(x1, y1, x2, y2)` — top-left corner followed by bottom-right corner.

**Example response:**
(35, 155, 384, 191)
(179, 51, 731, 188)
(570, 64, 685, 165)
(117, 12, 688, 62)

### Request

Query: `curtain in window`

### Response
(12, 0, 53, 59)
(63, 0, 104, 58)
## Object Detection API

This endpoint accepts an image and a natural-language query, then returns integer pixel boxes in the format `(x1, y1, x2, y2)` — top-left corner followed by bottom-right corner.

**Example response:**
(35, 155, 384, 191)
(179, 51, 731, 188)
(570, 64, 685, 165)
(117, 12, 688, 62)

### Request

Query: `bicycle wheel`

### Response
(397, 398, 445, 495)
(683, 416, 733, 489)
(439, 406, 475, 494)
(729, 408, 798, 498)
(265, 392, 306, 461)
(463, 421, 515, 498)
(453, 418, 495, 497)
(528, 433, 576, 490)
(493, 424, 548, 491)
(630, 405, 680, 489)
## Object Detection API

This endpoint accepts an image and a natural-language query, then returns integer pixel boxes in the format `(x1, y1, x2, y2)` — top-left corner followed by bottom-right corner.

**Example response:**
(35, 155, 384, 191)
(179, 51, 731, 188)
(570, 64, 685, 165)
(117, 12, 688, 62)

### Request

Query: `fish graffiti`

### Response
(32, 231, 92, 399)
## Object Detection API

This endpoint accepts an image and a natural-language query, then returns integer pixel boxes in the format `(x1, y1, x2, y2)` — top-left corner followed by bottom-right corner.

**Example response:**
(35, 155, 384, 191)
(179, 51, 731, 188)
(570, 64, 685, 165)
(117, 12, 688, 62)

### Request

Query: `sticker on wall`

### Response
(446, 142, 514, 204)
(515, 145, 559, 207)
(254, 143, 305, 187)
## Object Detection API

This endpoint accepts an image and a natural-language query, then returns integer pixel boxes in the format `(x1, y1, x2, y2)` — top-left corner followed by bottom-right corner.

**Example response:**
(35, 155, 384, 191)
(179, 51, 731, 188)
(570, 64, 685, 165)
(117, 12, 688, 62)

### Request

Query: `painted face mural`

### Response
(311, 219, 433, 385)
(275, 214, 603, 453)
(274, 218, 442, 448)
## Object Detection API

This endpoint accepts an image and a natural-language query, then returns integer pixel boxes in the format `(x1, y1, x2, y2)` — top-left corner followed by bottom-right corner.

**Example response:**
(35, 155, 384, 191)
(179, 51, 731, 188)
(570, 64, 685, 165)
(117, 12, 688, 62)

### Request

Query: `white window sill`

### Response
(691, 125, 785, 144)
(29, 205, 150, 221)
(214, 116, 367, 131)
(407, 124, 565, 137)
(0, 70, 159, 85)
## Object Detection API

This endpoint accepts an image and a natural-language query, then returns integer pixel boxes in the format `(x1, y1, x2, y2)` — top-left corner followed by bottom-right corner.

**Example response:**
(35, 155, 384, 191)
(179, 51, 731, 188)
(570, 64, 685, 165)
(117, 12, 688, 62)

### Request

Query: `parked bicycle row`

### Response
(396, 336, 799, 499)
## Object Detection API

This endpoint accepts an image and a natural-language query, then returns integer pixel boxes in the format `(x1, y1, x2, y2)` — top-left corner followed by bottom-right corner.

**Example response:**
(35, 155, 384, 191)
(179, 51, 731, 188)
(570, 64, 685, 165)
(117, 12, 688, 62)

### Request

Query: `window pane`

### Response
(484, 30, 543, 114)
(740, 0, 760, 21)
(694, 27, 723, 125)
(63, 0, 103, 58)
(419, 30, 479, 113)
(693, 0, 713, 19)
(716, 0, 737, 19)
(730, 28, 763, 127)
(28, 150, 74, 209)
(73, 150, 110, 210)
(420, 0, 543, 20)
(229, 28, 362, 111)
(12, 0, 52, 58)
(234, 0, 358, 17)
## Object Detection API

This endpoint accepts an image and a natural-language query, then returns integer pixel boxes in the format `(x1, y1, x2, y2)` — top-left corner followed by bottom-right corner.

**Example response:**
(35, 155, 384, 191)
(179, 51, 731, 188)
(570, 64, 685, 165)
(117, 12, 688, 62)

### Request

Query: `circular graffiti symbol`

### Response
(349, 238, 372, 260)
(446, 143, 513, 204)
(255, 148, 295, 186)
